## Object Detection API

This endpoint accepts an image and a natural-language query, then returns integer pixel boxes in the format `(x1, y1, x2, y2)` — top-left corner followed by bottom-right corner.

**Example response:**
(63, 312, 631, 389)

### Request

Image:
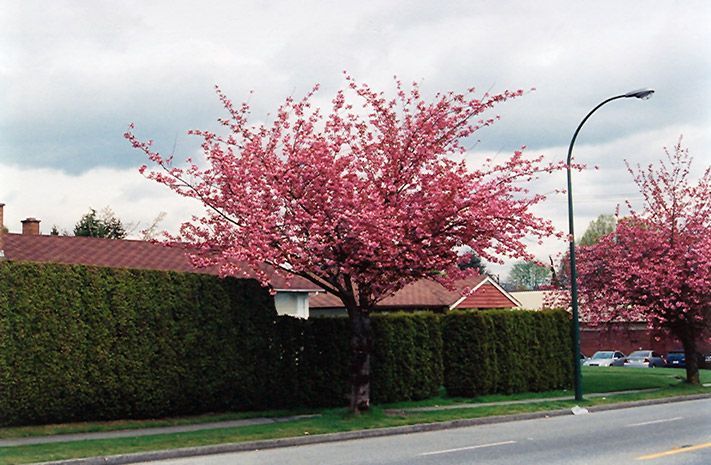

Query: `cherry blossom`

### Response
(577, 140, 710, 384)
(126, 76, 570, 411)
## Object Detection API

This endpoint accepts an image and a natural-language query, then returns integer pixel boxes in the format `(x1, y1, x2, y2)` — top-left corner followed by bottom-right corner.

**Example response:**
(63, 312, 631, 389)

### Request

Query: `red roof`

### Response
(455, 283, 518, 309)
(1, 233, 319, 291)
(310, 275, 518, 310)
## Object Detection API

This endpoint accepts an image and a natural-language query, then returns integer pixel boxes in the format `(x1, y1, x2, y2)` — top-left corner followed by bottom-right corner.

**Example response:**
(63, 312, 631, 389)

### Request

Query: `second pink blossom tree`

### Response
(577, 141, 710, 384)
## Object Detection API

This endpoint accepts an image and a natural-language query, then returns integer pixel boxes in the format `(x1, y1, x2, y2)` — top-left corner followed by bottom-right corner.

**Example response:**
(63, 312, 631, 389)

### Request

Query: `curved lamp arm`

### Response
(566, 88, 654, 402)
(567, 95, 626, 165)
(567, 89, 654, 164)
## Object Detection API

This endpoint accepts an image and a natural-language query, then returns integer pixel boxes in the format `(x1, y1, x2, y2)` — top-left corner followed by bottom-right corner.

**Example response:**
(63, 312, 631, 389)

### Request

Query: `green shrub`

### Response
(0, 260, 574, 426)
(267, 316, 351, 408)
(0, 261, 277, 426)
(371, 312, 442, 403)
(270, 312, 442, 407)
(0, 261, 443, 425)
(442, 309, 573, 397)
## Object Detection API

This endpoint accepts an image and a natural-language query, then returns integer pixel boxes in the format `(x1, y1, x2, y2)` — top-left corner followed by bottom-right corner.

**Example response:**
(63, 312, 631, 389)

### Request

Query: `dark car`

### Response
(665, 351, 685, 368)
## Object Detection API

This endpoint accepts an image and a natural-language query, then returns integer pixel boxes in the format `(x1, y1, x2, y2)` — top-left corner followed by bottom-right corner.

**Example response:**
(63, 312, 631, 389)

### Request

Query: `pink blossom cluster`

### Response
(126, 76, 569, 309)
(577, 140, 710, 339)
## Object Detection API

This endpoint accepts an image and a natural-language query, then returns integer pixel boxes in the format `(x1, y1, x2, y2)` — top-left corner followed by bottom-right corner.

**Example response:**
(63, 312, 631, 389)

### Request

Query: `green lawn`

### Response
(581, 366, 699, 392)
(379, 366, 706, 410)
(0, 367, 708, 465)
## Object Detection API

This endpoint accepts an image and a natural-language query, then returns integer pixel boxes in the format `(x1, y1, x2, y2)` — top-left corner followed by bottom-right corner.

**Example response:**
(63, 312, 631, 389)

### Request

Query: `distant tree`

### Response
(508, 260, 551, 290)
(578, 214, 616, 246)
(74, 207, 127, 239)
(578, 141, 710, 385)
(458, 251, 487, 275)
(50, 225, 60, 236)
(556, 213, 616, 288)
(139, 212, 167, 241)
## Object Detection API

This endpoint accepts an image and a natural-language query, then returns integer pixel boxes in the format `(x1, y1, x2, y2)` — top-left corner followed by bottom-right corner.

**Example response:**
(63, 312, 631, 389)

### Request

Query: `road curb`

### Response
(586, 392, 711, 412)
(37, 393, 711, 465)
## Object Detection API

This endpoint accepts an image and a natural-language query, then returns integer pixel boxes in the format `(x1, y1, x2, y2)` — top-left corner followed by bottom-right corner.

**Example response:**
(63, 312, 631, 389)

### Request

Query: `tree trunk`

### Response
(347, 306, 372, 413)
(681, 334, 700, 385)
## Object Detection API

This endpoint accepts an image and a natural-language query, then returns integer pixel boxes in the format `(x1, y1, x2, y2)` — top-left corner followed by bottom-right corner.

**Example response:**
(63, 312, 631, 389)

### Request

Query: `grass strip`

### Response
(0, 409, 314, 440)
(2, 367, 700, 440)
(0, 382, 708, 465)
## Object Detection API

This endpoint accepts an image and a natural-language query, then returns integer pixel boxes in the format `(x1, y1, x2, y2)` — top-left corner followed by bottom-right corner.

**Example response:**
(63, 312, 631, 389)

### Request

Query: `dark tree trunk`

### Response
(681, 333, 700, 385)
(347, 306, 372, 413)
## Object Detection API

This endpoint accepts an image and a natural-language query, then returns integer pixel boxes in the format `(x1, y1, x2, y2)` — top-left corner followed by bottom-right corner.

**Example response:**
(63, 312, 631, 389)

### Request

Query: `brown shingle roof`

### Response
(309, 274, 507, 310)
(1, 233, 319, 291)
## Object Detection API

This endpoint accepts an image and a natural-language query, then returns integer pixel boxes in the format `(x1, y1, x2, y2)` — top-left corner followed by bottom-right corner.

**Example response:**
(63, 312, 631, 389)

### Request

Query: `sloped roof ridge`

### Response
(1, 233, 320, 291)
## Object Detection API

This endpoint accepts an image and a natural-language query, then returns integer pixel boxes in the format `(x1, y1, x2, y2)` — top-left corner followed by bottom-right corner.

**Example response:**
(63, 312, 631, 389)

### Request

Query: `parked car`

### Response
(703, 352, 711, 369)
(623, 350, 666, 368)
(665, 351, 686, 368)
(583, 350, 626, 367)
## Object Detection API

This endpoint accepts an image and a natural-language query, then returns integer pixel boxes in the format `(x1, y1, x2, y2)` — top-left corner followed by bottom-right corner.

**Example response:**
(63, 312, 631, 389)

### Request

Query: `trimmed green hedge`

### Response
(0, 261, 573, 426)
(0, 262, 443, 425)
(371, 312, 443, 403)
(268, 312, 443, 407)
(0, 261, 276, 426)
(442, 309, 573, 397)
(268, 316, 351, 408)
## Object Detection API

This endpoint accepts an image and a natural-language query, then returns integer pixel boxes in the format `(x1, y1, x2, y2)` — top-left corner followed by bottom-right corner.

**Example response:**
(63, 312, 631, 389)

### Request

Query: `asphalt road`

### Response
(139, 399, 711, 465)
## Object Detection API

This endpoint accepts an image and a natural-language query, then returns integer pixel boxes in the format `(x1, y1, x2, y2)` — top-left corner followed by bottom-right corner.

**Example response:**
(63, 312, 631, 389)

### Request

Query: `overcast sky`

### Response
(1, 0, 709, 278)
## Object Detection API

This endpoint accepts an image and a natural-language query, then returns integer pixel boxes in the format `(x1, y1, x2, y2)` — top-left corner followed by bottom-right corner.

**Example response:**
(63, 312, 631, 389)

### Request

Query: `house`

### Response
(0, 203, 319, 318)
(309, 274, 521, 316)
(0, 203, 519, 319)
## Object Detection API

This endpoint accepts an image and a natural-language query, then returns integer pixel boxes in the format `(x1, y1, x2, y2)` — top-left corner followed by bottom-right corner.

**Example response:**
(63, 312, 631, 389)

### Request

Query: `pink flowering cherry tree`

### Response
(126, 76, 568, 412)
(577, 141, 710, 384)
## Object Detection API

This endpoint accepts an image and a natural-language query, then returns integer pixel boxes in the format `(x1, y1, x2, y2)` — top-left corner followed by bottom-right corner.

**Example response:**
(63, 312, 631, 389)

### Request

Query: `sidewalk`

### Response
(5, 394, 710, 465)
(1, 393, 709, 465)
(0, 415, 318, 447)
(384, 388, 658, 414)
(0, 389, 655, 447)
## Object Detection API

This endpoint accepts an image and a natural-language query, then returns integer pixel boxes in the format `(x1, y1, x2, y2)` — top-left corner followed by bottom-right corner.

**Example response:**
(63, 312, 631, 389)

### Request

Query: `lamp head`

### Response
(624, 88, 655, 100)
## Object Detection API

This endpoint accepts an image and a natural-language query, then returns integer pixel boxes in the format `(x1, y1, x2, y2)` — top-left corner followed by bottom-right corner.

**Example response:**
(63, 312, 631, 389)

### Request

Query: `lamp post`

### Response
(567, 88, 654, 402)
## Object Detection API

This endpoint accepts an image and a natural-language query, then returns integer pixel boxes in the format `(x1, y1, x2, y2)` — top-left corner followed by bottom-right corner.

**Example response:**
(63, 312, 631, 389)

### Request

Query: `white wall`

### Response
(274, 292, 309, 319)
(509, 291, 546, 310)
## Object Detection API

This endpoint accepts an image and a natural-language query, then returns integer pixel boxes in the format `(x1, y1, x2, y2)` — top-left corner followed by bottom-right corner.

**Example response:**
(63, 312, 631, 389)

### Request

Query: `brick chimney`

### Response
(22, 217, 41, 235)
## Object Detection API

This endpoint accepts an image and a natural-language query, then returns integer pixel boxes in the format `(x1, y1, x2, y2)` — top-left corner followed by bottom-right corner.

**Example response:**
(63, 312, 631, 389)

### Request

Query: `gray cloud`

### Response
(1, 0, 709, 276)
(2, 1, 709, 171)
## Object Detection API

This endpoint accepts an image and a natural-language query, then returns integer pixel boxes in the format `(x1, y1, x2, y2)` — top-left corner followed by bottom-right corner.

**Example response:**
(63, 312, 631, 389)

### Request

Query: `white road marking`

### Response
(419, 440, 517, 456)
(625, 416, 683, 427)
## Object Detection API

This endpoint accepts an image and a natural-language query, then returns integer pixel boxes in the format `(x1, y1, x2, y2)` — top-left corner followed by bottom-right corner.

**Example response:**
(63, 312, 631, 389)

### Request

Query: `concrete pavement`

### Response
(130, 397, 711, 465)
(4, 392, 705, 465)
(0, 388, 655, 447)
(383, 388, 658, 414)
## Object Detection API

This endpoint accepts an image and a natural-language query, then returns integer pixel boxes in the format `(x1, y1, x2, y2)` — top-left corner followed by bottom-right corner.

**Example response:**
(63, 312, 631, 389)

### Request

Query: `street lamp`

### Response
(567, 88, 654, 401)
